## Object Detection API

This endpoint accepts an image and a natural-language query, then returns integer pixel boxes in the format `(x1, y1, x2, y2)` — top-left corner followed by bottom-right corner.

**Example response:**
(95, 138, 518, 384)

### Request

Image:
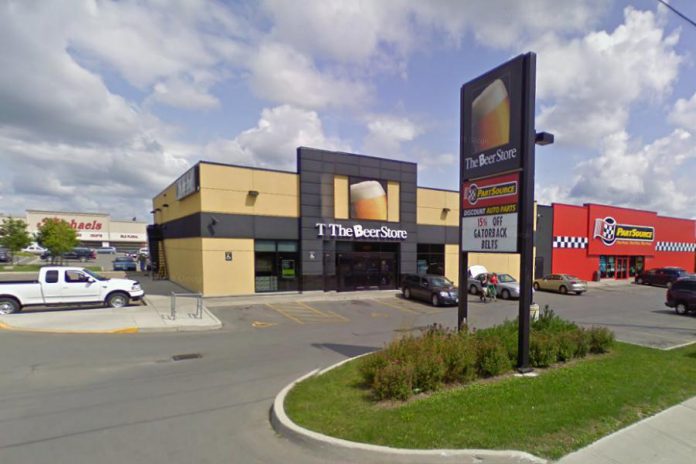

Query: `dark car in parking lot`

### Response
(41, 247, 96, 262)
(635, 267, 688, 287)
(0, 247, 12, 263)
(665, 278, 696, 315)
(112, 257, 137, 271)
(401, 273, 459, 306)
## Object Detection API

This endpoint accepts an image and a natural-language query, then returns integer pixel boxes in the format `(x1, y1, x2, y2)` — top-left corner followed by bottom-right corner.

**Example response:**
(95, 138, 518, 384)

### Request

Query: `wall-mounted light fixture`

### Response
(247, 190, 259, 198)
(162, 203, 170, 208)
(210, 216, 219, 226)
(442, 207, 451, 214)
(535, 131, 554, 146)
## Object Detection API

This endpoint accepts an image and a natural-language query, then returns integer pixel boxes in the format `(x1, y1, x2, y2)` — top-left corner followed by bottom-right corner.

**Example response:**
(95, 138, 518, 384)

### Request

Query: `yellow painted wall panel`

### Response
(153, 184, 202, 224)
(445, 244, 459, 284)
(334, 176, 349, 219)
(387, 181, 400, 222)
(163, 238, 204, 293)
(469, 253, 521, 280)
(417, 187, 459, 226)
(201, 238, 255, 296)
(201, 163, 253, 191)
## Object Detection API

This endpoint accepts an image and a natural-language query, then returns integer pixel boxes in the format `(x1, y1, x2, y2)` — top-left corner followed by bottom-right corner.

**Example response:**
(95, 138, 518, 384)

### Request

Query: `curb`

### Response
(270, 355, 548, 464)
(0, 321, 138, 334)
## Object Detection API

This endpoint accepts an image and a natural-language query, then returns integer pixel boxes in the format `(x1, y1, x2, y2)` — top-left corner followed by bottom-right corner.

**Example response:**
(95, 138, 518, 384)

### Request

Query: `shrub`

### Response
(373, 360, 415, 401)
(530, 333, 558, 367)
(588, 326, 615, 354)
(476, 337, 511, 377)
(439, 333, 477, 384)
(572, 329, 590, 358)
(555, 332, 578, 362)
(477, 319, 518, 364)
(412, 349, 446, 392)
(358, 352, 389, 386)
(533, 306, 579, 334)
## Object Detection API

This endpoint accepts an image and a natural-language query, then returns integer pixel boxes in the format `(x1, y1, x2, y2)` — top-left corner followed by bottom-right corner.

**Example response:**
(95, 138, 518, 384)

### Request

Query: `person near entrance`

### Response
(489, 273, 498, 301)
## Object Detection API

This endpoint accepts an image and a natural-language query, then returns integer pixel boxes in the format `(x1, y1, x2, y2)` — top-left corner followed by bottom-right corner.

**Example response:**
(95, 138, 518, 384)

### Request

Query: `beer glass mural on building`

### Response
(471, 78, 510, 153)
(350, 179, 388, 221)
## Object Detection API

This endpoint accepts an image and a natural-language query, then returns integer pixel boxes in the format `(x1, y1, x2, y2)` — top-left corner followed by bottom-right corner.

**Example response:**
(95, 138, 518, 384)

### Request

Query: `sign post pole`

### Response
(517, 53, 536, 372)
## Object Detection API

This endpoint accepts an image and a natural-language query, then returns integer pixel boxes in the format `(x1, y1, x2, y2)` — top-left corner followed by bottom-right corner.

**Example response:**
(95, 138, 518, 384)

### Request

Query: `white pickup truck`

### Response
(0, 267, 145, 314)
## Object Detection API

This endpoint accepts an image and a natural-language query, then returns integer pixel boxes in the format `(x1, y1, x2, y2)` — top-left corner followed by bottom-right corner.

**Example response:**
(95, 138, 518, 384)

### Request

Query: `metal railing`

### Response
(168, 292, 204, 320)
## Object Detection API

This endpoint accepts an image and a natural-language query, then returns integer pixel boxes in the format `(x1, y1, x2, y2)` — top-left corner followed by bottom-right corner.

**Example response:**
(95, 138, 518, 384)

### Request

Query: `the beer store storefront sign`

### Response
(461, 172, 519, 252)
(316, 223, 408, 240)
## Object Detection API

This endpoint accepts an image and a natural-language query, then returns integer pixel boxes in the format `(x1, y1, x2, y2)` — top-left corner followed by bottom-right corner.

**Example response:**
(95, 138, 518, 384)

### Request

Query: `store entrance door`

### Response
(616, 256, 628, 279)
(336, 252, 398, 291)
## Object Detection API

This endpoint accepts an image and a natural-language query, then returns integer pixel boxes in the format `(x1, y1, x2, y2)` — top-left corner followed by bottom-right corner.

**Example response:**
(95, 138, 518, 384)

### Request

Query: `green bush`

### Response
(412, 349, 446, 392)
(477, 319, 518, 364)
(588, 326, 615, 354)
(476, 337, 511, 377)
(439, 333, 477, 384)
(530, 333, 558, 367)
(555, 332, 579, 362)
(533, 306, 579, 333)
(358, 352, 389, 385)
(572, 330, 590, 358)
(373, 360, 415, 401)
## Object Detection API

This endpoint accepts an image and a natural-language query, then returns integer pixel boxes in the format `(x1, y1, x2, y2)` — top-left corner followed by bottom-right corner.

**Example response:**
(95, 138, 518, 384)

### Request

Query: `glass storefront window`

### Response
(254, 240, 299, 292)
(417, 244, 444, 276)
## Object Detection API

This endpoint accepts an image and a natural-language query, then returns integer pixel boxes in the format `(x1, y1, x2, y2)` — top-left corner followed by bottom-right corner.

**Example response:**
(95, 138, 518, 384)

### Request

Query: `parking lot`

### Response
(204, 281, 696, 351)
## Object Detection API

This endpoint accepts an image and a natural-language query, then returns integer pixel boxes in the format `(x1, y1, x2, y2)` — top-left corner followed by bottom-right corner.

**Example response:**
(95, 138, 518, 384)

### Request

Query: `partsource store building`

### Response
(151, 148, 522, 296)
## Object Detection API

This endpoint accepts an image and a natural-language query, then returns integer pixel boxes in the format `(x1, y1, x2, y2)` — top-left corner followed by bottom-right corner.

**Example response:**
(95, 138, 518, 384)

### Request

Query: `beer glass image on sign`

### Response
(472, 78, 510, 153)
(350, 180, 387, 221)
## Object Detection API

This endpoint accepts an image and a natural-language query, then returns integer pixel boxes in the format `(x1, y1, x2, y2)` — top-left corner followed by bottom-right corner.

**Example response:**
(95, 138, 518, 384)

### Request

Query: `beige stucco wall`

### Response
(417, 188, 459, 226)
(387, 181, 400, 222)
(201, 238, 255, 296)
(153, 182, 202, 224)
(334, 175, 349, 219)
(163, 238, 204, 293)
(199, 164, 299, 218)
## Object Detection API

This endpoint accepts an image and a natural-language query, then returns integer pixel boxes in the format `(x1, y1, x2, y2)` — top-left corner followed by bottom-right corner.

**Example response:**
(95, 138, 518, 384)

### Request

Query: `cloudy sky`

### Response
(1, 0, 696, 221)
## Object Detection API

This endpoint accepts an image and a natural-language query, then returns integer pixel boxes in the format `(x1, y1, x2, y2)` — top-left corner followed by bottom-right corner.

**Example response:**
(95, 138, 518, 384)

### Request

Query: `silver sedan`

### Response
(533, 274, 587, 295)
(468, 273, 521, 299)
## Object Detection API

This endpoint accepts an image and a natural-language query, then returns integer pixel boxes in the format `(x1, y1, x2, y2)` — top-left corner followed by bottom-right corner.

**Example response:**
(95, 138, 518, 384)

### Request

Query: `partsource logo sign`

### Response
(593, 216, 654, 246)
(465, 180, 517, 206)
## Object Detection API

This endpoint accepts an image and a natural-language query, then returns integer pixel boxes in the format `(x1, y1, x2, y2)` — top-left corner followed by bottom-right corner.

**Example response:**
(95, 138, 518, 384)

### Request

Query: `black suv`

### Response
(401, 274, 459, 307)
(635, 267, 688, 287)
(665, 278, 696, 315)
(0, 247, 11, 263)
(41, 247, 96, 262)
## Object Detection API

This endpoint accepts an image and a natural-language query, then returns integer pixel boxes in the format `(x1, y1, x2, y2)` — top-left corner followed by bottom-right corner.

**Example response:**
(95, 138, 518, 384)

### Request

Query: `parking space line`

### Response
(296, 301, 348, 321)
(266, 304, 305, 325)
(370, 298, 418, 313)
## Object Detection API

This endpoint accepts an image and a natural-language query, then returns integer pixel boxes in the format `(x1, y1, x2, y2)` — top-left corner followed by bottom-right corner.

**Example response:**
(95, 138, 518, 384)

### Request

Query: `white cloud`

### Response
(363, 115, 423, 156)
(567, 129, 696, 216)
(249, 43, 371, 110)
(204, 105, 350, 170)
(670, 92, 696, 132)
(534, 7, 682, 148)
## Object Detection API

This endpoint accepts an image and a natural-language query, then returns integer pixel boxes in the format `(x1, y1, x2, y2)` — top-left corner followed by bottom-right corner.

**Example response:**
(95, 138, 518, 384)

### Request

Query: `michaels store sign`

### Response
(316, 223, 407, 240)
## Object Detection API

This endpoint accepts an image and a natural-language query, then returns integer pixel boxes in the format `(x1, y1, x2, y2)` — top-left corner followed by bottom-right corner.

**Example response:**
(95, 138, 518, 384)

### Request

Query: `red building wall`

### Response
(647, 216, 696, 272)
(551, 203, 598, 280)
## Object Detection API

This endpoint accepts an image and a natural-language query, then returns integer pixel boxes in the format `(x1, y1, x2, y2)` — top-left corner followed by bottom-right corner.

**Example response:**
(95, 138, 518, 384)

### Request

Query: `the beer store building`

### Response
(151, 147, 523, 296)
(535, 203, 696, 282)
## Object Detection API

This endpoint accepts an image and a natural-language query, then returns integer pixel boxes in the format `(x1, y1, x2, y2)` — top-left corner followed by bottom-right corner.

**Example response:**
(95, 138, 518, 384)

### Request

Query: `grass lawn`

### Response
(0, 265, 102, 272)
(285, 342, 696, 459)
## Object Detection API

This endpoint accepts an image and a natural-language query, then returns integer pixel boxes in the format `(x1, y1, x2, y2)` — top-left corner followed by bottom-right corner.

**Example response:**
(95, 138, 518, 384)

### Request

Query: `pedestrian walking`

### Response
(138, 252, 147, 272)
(480, 273, 489, 303)
(489, 272, 498, 301)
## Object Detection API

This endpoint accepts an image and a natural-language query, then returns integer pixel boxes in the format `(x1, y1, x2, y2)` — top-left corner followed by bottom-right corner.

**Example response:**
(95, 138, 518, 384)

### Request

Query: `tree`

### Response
(36, 218, 78, 264)
(0, 217, 32, 264)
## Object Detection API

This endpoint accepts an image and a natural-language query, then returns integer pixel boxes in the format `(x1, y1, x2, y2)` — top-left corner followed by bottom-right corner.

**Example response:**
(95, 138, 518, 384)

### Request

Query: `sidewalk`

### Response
(204, 289, 402, 308)
(0, 293, 221, 334)
(557, 396, 696, 463)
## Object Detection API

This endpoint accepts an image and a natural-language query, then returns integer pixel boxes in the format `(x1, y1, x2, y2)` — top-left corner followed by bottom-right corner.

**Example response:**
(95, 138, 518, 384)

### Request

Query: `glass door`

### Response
(616, 256, 628, 279)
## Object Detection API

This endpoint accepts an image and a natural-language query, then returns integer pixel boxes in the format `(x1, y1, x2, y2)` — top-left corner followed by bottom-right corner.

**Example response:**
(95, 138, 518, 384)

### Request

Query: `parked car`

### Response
(402, 273, 459, 306)
(41, 247, 96, 262)
(0, 266, 144, 314)
(0, 247, 12, 263)
(468, 273, 521, 299)
(138, 247, 149, 257)
(112, 257, 137, 271)
(97, 246, 117, 254)
(533, 274, 587, 295)
(635, 267, 689, 287)
(665, 278, 696, 315)
(22, 243, 47, 254)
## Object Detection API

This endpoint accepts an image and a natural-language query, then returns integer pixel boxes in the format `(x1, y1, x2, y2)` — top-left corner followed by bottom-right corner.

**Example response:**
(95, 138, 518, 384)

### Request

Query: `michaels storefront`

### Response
(151, 147, 474, 296)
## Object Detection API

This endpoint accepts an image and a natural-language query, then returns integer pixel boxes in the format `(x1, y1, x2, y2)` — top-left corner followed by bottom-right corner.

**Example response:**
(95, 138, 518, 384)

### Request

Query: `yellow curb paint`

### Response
(266, 304, 304, 324)
(0, 321, 139, 334)
(252, 320, 277, 328)
(370, 298, 418, 314)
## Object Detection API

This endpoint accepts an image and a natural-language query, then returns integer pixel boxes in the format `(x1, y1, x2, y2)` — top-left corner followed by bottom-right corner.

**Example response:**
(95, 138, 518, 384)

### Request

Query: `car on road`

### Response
(635, 267, 689, 287)
(534, 274, 587, 295)
(97, 246, 117, 254)
(112, 257, 136, 271)
(401, 273, 459, 306)
(665, 278, 696, 315)
(41, 247, 97, 262)
(0, 247, 11, 263)
(22, 243, 47, 254)
(468, 272, 521, 299)
(0, 266, 144, 314)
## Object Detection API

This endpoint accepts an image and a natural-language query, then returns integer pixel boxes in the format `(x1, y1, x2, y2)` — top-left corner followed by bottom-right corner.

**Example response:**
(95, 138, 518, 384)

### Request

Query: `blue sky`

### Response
(1, 0, 695, 221)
